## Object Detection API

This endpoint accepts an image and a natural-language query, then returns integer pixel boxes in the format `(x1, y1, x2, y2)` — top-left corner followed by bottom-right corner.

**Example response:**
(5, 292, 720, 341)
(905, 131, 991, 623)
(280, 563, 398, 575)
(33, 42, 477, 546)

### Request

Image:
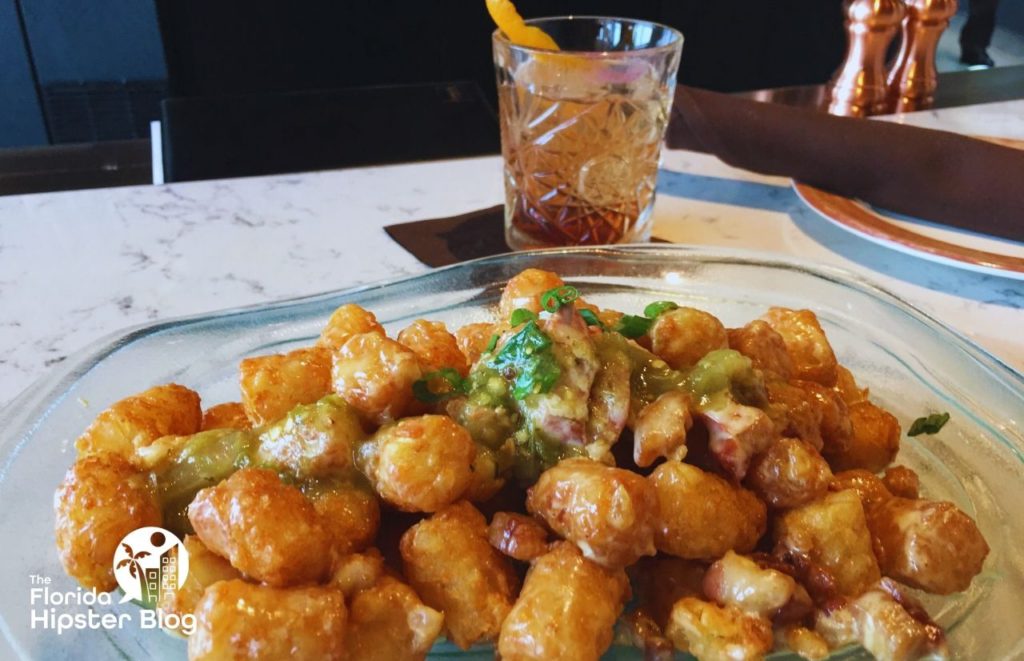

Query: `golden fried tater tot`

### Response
(400, 501, 519, 649)
(867, 497, 989, 594)
(75, 383, 201, 464)
(703, 551, 797, 619)
(829, 469, 893, 511)
(797, 380, 852, 453)
(454, 322, 496, 365)
(318, 303, 385, 351)
(882, 466, 920, 499)
(780, 626, 830, 661)
(54, 454, 162, 591)
(746, 438, 832, 509)
(498, 542, 630, 661)
(833, 365, 869, 406)
(527, 457, 658, 568)
(239, 346, 332, 426)
(633, 390, 692, 467)
(463, 446, 506, 502)
(766, 380, 824, 450)
(200, 402, 251, 431)
(498, 268, 565, 319)
(649, 461, 766, 561)
(761, 308, 838, 387)
(331, 332, 424, 426)
(824, 401, 900, 473)
(665, 597, 773, 661)
(309, 484, 381, 556)
(648, 307, 728, 370)
(345, 575, 445, 661)
(488, 512, 550, 562)
(775, 489, 881, 596)
(816, 583, 948, 661)
(357, 415, 476, 512)
(330, 548, 386, 599)
(158, 535, 241, 633)
(188, 468, 332, 586)
(188, 580, 347, 661)
(398, 319, 469, 377)
(256, 394, 364, 479)
(728, 320, 795, 381)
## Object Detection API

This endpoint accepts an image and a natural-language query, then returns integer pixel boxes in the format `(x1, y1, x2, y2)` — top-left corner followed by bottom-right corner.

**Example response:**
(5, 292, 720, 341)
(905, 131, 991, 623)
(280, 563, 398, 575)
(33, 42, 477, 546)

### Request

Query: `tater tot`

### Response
(867, 497, 989, 594)
(400, 501, 519, 649)
(824, 401, 900, 473)
(781, 626, 830, 661)
(331, 332, 424, 426)
(775, 489, 881, 596)
(633, 390, 692, 468)
(798, 381, 852, 451)
(817, 585, 949, 661)
(330, 548, 386, 599)
(345, 575, 445, 661)
(309, 483, 381, 556)
(75, 383, 202, 464)
(728, 320, 795, 380)
(158, 535, 241, 632)
(761, 308, 838, 387)
(498, 268, 565, 319)
(833, 365, 869, 405)
(463, 446, 506, 502)
(239, 346, 332, 426)
(829, 469, 893, 510)
(498, 542, 630, 661)
(648, 307, 728, 370)
(188, 468, 332, 586)
(665, 597, 773, 661)
(766, 380, 824, 451)
(357, 415, 476, 512)
(527, 457, 658, 568)
(398, 319, 469, 377)
(54, 454, 162, 591)
(188, 580, 347, 661)
(454, 322, 497, 365)
(318, 303, 385, 350)
(200, 402, 251, 431)
(649, 461, 766, 561)
(256, 394, 364, 479)
(882, 466, 920, 499)
(488, 512, 550, 562)
(703, 551, 797, 619)
(746, 438, 832, 509)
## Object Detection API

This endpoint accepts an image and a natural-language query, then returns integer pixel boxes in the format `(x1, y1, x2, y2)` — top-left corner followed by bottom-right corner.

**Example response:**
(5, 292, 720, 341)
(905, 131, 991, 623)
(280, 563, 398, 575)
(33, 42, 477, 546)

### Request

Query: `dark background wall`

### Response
(3, 0, 166, 147)
(0, 0, 48, 147)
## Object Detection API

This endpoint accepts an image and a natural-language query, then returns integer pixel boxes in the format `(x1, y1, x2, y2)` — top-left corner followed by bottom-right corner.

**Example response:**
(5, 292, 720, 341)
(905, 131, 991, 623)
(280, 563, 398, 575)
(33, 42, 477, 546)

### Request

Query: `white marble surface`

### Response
(1, 100, 1022, 406)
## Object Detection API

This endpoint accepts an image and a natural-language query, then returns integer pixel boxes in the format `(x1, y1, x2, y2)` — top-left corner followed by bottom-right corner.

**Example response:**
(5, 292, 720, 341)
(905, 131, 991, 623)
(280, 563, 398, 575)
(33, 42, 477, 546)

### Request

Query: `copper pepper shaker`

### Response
(827, 0, 906, 117)
(888, 0, 958, 112)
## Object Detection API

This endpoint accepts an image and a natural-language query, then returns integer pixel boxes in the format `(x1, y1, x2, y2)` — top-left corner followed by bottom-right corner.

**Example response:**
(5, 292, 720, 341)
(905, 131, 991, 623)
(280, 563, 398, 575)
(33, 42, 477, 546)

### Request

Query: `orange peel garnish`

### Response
(486, 0, 559, 50)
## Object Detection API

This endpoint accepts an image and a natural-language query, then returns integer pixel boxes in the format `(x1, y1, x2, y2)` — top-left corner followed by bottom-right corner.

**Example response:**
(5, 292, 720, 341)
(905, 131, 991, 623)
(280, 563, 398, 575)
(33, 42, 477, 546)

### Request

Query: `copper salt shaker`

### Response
(888, 0, 958, 112)
(828, 0, 906, 117)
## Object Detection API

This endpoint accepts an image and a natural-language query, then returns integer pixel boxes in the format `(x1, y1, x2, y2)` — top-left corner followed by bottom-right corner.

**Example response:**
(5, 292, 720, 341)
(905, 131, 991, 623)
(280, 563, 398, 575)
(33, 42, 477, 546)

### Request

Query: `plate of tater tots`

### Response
(1, 246, 1022, 661)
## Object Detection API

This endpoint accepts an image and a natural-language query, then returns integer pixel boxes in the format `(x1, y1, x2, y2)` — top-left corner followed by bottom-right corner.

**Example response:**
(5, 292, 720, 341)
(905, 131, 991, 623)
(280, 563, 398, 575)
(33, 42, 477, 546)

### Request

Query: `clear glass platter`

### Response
(1, 246, 1021, 660)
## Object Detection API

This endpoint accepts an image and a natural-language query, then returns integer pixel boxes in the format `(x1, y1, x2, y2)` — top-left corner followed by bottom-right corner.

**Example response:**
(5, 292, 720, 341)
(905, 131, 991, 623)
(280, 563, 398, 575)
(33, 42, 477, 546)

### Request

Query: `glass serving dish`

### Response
(1, 246, 1021, 660)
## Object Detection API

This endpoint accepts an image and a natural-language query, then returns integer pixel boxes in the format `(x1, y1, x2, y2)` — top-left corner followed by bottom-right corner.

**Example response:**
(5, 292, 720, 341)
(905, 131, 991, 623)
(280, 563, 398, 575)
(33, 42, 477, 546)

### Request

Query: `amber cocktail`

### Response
(493, 17, 683, 249)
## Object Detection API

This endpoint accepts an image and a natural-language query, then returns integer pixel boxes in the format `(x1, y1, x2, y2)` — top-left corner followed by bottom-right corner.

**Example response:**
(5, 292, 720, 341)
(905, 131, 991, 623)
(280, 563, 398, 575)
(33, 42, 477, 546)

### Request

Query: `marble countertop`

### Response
(1, 99, 1022, 406)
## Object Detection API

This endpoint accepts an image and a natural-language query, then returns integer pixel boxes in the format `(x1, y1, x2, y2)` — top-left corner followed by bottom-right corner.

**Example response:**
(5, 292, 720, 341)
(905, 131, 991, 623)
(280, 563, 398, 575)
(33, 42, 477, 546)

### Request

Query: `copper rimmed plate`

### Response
(793, 136, 1024, 280)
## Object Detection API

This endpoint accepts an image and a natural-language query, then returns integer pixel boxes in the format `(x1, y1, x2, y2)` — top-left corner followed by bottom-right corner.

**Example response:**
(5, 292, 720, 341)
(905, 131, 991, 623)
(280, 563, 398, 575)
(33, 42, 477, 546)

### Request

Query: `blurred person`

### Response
(960, 0, 1000, 67)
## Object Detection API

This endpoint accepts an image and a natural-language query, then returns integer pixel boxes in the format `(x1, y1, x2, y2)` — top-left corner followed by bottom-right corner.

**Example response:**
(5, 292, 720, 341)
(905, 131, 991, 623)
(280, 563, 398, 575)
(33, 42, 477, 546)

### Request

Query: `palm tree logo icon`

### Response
(112, 527, 190, 607)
